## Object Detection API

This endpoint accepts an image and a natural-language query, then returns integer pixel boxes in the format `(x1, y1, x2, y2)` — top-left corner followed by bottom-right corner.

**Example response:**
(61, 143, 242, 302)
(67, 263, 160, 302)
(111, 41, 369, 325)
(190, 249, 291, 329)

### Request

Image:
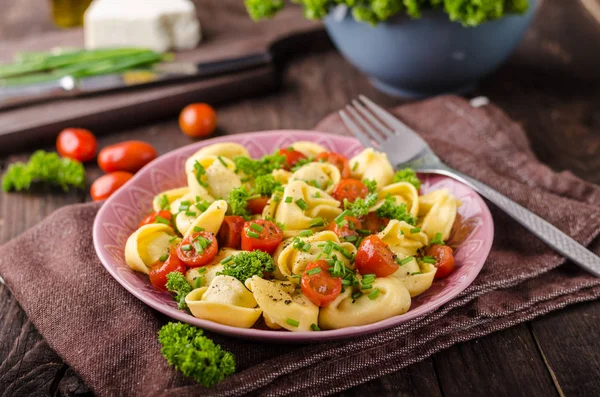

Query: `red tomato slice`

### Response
(355, 235, 399, 277)
(315, 152, 351, 179)
(149, 247, 186, 292)
(301, 260, 342, 307)
(331, 179, 369, 204)
(241, 219, 283, 254)
(218, 215, 246, 249)
(138, 210, 173, 228)
(247, 196, 270, 215)
(426, 244, 455, 279)
(279, 148, 307, 169)
(328, 216, 362, 239)
(360, 212, 390, 235)
(176, 231, 218, 268)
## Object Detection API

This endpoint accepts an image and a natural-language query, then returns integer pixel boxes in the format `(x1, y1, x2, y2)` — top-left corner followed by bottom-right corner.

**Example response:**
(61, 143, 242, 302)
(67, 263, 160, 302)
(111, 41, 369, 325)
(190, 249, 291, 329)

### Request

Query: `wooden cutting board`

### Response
(0, 1, 326, 154)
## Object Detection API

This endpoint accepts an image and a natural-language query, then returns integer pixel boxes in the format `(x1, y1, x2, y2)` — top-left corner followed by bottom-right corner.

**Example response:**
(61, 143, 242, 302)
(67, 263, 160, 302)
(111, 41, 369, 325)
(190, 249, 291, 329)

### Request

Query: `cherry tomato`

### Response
(426, 244, 455, 279)
(179, 103, 217, 138)
(176, 231, 218, 268)
(218, 215, 246, 249)
(331, 179, 368, 204)
(139, 210, 173, 228)
(278, 148, 307, 169)
(315, 152, 351, 179)
(56, 128, 97, 162)
(149, 247, 186, 292)
(90, 171, 133, 201)
(247, 196, 270, 215)
(97, 141, 157, 173)
(328, 216, 362, 239)
(301, 260, 342, 307)
(355, 235, 399, 277)
(241, 219, 283, 254)
(360, 212, 390, 235)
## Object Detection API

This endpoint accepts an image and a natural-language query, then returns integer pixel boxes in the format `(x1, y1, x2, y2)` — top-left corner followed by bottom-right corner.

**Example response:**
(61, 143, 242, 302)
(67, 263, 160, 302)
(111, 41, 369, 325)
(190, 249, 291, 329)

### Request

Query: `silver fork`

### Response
(340, 95, 600, 277)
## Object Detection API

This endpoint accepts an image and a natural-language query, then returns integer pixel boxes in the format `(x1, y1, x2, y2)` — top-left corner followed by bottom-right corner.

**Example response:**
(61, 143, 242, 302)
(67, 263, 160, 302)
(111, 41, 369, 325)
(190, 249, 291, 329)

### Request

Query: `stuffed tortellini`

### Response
(418, 189, 459, 241)
(125, 223, 175, 274)
(350, 148, 394, 188)
(291, 162, 341, 194)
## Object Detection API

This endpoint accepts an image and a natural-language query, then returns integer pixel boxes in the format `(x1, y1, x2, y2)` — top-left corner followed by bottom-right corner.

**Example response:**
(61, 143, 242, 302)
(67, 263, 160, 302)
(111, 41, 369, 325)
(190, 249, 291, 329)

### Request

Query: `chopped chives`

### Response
(341, 279, 351, 286)
(286, 318, 300, 327)
(290, 274, 301, 279)
(250, 223, 264, 232)
(295, 198, 308, 211)
(357, 229, 371, 235)
(323, 243, 333, 254)
(398, 256, 414, 265)
(343, 235, 357, 242)
(352, 291, 362, 300)
(185, 211, 197, 217)
(284, 196, 293, 203)
(302, 242, 311, 252)
(313, 192, 322, 198)
(247, 230, 260, 239)
(217, 156, 228, 167)
(307, 267, 322, 276)
(368, 288, 380, 300)
(422, 256, 436, 264)
(194, 277, 202, 288)
(221, 256, 234, 264)
(362, 273, 376, 282)
(310, 323, 321, 331)
(309, 217, 325, 227)
(193, 226, 205, 232)
(299, 230, 313, 237)
(431, 232, 445, 245)
(193, 241, 203, 253)
(181, 244, 193, 252)
(155, 216, 171, 225)
(360, 283, 372, 290)
(159, 253, 169, 262)
(410, 227, 421, 234)
(348, 221, 355, 230)
(411, 272, 422, 275)
(198, 267, 207, 274)
(168, 236, 179, 243)
(334, 210, 349, 225)
(158, 194, 169, 210)
(352, 162, 358, 171)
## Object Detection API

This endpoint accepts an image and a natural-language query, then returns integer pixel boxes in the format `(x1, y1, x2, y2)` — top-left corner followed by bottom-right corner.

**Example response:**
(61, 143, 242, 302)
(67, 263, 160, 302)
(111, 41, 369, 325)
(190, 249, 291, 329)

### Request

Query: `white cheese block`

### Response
(84, 0, 201, 52)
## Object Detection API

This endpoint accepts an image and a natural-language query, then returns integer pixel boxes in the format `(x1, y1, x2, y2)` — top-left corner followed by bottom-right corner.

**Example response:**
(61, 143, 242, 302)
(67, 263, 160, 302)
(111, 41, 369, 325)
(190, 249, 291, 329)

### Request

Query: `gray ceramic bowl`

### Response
(324, 1, 537, 97)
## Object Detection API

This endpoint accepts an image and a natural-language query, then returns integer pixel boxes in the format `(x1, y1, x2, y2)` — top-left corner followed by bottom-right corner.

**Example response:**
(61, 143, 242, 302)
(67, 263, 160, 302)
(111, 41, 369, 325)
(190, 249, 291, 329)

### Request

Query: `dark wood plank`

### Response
(434, 325, 559, 397)
(530, 300, 600, 397)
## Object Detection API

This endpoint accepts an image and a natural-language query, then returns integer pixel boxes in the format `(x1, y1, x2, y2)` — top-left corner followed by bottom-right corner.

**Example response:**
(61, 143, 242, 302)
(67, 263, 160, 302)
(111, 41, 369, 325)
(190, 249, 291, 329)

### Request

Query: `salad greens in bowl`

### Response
(245, 0, 537, 97)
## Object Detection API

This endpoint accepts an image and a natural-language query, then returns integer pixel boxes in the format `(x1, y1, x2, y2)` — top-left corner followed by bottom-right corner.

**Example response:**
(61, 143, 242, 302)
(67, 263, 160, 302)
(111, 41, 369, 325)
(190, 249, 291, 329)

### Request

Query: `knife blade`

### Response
(0, 52, 272, 110)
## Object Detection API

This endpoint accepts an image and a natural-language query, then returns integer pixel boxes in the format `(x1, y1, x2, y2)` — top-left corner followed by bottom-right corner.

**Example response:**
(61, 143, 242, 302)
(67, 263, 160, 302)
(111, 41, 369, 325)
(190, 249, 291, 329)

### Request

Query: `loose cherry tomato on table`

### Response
(179, 103, 217, 138)
(56, 128, 97, 162)
(328, 216, 362, 239)
(301, 260, 342, 307)
(97, 141, 157, 173)
(139, 210, 173, 228)
(278, 148, 307, 169)
(176, 231, 218, 268)
(355, 235, 399, 277)
(360, 212, 390, 235)
(426, 244, 455, 279)
(241, 219, 283, 254)
(218, 215, 246, 249)
(149, 247, 186, 292)
(315, 152, 351, 179)
(246, 196, 270, 215)
(331, 179, 369, 204)
(90, 171, 134, 201)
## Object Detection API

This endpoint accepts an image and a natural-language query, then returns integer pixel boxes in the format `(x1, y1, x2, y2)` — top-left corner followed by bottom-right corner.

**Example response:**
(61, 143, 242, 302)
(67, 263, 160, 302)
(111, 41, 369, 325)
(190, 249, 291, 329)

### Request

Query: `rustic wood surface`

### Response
(1, 0, 599, 396)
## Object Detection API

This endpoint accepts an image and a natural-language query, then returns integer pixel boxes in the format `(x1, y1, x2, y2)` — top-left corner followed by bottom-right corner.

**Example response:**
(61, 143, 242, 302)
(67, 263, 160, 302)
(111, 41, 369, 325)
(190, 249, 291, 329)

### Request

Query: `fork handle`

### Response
(423, 168, 600, 276)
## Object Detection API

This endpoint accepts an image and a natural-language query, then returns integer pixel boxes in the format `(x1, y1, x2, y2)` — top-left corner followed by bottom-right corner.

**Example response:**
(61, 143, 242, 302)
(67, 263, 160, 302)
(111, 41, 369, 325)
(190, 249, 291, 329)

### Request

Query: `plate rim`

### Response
(93, 130, 494, 343)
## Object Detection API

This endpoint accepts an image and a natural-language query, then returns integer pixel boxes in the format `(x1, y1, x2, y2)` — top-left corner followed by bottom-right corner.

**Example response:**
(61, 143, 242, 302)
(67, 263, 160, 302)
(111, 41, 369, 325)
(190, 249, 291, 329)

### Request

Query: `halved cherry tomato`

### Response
(426, 244, 455, 279)
(218, 215, 246, 249)
(360, 212, 390, 235)
(97, 141, 157, 173)
(328, 216, 362, 239)
(149, 247, 186, 292)
(90, 171, 134, 201)
(56, 128, 97, 162)
(315, 152, 351, 179)
(279, 148, 307, 169)
(301, 260, 342, 307)
(247, 196, 270, 215)
(139, 210, 173, 228)
(179, 103, 217, 138)
(241, 219, 283, 254)
(331, 179, 368, 204)
(176, 231, 218, 268)
(355, 235, 398, 277)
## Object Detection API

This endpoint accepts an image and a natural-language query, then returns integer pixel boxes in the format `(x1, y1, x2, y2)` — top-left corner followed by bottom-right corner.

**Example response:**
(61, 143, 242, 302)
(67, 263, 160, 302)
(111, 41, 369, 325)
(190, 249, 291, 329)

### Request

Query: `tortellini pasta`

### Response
(125, 141, 462, 333)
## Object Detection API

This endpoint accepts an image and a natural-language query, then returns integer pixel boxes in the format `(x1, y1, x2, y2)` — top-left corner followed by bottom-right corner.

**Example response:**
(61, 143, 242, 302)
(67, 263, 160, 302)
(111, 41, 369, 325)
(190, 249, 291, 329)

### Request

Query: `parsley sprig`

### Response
(375, 194, 416, 225)
(393, 168, 421, 190)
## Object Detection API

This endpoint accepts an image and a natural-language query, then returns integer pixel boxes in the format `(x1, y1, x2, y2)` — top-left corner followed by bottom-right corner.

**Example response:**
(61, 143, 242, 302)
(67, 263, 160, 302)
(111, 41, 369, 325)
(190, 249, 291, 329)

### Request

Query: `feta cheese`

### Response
(84, 0, 201, 52)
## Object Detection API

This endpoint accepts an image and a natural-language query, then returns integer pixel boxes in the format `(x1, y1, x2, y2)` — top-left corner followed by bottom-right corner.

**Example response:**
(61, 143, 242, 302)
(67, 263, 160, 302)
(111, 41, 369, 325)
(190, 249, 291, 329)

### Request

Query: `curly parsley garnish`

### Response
(363, 179, 378, 193)
(375, 194, 416, 225)
(165, 272, 193, 310)
(232, 151, 286, 178)
(393, 168, 421, 190)
(217, 251, 275, 282)
(254, 174, 282, 196)
(344, 193, 379, 218)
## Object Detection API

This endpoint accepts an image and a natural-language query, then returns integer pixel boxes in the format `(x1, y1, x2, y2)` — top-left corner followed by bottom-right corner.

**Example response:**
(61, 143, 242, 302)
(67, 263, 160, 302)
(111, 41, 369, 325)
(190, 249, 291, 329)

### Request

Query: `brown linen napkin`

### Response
(0, 95, 599, 397)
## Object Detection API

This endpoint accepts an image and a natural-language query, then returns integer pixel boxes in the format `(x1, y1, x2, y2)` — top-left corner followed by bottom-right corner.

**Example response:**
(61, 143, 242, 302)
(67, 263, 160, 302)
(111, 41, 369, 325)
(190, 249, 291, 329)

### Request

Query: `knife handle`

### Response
(0, 77, 75, 111)
(195, 52, 273, 77)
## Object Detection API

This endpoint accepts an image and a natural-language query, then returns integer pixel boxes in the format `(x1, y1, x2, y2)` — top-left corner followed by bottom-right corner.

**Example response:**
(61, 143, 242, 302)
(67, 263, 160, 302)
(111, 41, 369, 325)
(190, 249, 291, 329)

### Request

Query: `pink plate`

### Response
(93, 131, 494, 343)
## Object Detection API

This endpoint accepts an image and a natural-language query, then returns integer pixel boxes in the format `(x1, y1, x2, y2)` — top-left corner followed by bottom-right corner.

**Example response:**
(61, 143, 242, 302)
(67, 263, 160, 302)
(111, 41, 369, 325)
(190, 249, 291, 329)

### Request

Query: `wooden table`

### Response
(1, 0, 599, 396)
